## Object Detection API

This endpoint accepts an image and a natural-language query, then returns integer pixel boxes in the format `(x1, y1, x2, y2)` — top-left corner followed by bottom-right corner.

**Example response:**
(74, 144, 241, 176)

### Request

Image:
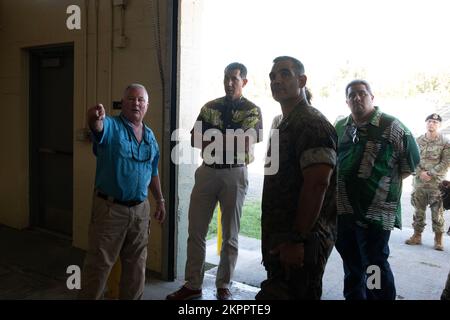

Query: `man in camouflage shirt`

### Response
(405, 113, 450, 250)
(256, 56, 337, 300)
(167, 62, 263, 301)
(335, 79, 420, 300)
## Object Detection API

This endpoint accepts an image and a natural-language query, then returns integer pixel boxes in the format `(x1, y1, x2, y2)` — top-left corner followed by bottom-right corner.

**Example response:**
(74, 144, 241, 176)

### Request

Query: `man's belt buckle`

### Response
(205, 163, 245, 169)
(96, 191, 142, 207)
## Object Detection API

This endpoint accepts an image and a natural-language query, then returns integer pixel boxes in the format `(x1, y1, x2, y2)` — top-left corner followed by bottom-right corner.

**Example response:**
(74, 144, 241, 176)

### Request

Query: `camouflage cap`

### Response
(426, 113, 442, 122)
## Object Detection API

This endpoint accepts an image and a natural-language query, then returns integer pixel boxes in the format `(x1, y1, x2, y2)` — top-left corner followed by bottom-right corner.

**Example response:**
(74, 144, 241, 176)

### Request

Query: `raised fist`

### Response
(91, 104, 105, 121)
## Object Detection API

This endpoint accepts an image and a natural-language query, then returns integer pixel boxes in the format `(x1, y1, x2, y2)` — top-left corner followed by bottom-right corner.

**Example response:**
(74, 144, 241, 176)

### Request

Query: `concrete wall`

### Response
(175, 0, 207, 278)
(0, 0, 172, 274)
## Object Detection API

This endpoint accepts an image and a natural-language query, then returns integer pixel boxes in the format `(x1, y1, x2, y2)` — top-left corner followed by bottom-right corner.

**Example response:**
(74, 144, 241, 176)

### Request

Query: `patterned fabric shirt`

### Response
(191, 96, 263, 164)
(261, 101, 338, 264)
(335, 107, 420, 230)
(414, 133, 450, 189)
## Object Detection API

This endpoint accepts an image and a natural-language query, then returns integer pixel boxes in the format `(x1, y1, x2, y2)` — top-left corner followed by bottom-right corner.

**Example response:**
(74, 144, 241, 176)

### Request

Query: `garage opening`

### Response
(176, 0, 450, 293)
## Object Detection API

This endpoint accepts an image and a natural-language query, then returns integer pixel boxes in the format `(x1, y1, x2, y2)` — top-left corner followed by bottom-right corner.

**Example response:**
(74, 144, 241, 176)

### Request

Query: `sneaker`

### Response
(216, 288, 232, 300)
(166, 285, 202, 300)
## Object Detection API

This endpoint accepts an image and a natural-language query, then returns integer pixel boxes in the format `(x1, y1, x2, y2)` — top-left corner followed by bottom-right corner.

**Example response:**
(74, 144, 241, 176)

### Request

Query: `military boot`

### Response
(405, 231, 422, 245)
(434, 232, 444, 251)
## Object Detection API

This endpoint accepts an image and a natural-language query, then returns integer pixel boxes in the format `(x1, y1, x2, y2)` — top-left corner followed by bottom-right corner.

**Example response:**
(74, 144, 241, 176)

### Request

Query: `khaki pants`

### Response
(78, 194, 150, 299)
(185, 164, 248, 290)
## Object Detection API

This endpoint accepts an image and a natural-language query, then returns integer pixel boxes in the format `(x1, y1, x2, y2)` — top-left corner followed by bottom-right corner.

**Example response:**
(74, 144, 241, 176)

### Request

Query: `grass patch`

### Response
(207, 200, 261, 240)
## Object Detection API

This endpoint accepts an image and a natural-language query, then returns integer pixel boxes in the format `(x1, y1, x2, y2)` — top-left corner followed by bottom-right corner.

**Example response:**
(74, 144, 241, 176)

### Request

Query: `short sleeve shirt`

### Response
(261, 101, 338, 260)
(191, 96, 263, 164)
(335, 107, 420, 230)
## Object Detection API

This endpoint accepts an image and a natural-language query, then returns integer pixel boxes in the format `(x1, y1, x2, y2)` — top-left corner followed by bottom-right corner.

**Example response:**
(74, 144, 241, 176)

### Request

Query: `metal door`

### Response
(29, 45, 74, 236)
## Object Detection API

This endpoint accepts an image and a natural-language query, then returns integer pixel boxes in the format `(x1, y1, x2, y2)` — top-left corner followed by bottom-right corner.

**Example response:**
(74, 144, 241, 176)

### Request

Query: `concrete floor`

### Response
(0, 225, 83, 300)
(205, 228, 450, 300)
(1, 174, 449, 300)
(1, 221, 449, 300)
(0, 224, 259, 300)
(202, 175, 450, 300)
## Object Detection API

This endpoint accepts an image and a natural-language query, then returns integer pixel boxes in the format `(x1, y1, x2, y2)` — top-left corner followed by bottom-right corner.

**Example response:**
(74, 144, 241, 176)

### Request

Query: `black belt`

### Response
(204, 163, 246, 169)
(96, 191, 143, 207)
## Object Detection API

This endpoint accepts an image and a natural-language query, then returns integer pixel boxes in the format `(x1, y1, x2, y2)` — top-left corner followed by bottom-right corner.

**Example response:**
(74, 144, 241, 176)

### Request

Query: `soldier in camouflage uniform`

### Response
(405, 113, 450, 251)
(255, 56, 337, 300)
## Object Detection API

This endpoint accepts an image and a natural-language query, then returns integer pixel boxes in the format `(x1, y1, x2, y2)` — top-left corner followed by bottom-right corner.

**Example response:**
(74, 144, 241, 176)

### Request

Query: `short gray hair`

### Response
(124, 83, 149, 99)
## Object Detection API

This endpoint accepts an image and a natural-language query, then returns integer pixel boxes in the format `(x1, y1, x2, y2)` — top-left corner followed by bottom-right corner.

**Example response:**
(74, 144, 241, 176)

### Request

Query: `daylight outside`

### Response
(179, 0, 450, 244)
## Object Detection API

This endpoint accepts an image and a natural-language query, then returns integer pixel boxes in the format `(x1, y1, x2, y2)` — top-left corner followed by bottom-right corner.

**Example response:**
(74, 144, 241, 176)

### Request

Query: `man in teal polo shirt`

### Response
(335, 79, 420, 300)
(79, 83, 166, 299)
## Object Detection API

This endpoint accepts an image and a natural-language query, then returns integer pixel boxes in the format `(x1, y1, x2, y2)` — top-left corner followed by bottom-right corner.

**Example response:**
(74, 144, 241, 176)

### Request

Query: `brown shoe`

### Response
(166, 285, 202, 300)
(216, 288, 232, 300)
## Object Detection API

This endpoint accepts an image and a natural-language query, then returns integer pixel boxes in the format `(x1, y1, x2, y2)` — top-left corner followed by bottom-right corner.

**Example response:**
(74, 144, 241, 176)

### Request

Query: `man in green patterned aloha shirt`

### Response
(167, 62, 263, 301)
(405, 113, 450, 250)
(335, 79, 420, 300)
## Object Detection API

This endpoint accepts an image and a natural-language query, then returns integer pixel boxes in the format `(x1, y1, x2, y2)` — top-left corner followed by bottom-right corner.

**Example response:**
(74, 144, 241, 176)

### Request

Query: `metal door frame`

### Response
(28, 43, 74, 237)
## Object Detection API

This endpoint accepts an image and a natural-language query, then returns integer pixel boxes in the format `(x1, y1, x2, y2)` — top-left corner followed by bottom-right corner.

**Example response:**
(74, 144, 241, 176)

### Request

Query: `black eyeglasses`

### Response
(120, 117, 152, 162)
(350, 126, 359, 144)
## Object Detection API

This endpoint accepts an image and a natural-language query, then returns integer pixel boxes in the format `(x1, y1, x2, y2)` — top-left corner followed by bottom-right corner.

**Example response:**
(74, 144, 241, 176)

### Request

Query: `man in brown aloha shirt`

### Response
(167, 62, 263, 301)
(256, 56, 337, 300)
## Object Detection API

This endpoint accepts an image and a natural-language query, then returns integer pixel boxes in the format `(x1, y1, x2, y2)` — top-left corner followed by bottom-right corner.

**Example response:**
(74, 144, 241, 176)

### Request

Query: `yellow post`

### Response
(217, 205, 222, 256)
(105, 259, 121, 299)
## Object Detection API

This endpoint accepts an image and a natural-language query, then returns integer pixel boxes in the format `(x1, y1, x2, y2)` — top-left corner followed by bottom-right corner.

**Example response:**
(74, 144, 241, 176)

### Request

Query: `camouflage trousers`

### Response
(256, 232, 334, 300)
(411, 187, 445, 233)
